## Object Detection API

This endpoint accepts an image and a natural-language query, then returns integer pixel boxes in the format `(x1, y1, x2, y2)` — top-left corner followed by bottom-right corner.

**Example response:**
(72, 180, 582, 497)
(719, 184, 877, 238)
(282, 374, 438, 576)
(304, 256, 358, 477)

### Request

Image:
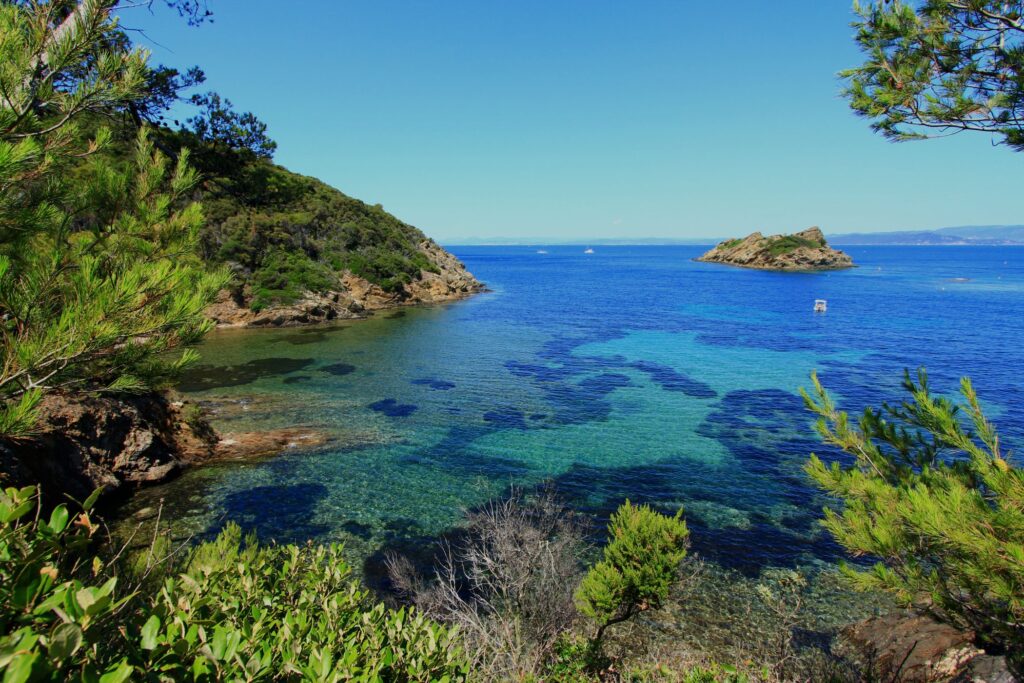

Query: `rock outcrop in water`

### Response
(0, 392, 334, 505)
(696, 227, 854, 271)
(205, 239, 484, 328)
(0, 393, 216, 504)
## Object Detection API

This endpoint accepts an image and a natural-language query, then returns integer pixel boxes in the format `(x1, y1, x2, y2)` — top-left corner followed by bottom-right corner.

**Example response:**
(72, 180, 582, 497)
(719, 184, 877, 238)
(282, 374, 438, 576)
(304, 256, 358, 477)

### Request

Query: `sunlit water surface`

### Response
(117, 245, 1024, 649)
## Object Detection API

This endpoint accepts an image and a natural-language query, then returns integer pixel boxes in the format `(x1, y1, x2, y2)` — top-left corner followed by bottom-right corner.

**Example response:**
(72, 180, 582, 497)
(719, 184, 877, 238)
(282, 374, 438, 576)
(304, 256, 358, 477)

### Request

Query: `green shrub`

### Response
(193, 149, 443, 301)
(0, 486, 468, 681)
(804, 369, 1024, 675)
(575, 501, 689, 645)
(250, 247, 339, 308)
(544, 636, 754, 683)
(764, 234, 822, 256)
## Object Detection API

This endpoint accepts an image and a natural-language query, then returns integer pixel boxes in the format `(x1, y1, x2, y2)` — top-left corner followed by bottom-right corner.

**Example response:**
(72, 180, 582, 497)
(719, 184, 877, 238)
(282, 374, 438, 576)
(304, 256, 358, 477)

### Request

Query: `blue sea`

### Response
(122, 245, 1024, 593)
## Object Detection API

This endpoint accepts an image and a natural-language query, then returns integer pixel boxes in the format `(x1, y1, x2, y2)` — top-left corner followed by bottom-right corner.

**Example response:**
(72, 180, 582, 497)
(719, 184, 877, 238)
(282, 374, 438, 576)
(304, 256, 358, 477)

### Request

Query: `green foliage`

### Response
(575, 501, 689, 644)
(843, 1, 1024, 150)
(0, 1, 228, 436)
(544, 636, 754, 683)
(189, 148, 442, 301)
(185, 91, 277, 159)
(0, 485, 469, 681)
(804, 369, 1024, 673)
(544, 635, 605, 682)
(250, 246, 338, 310)
(764, 233, 823, 256)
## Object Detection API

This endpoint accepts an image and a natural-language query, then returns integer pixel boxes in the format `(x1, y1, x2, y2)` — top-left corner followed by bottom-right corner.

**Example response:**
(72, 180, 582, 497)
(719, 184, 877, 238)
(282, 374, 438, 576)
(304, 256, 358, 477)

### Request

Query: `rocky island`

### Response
(696, 227, 854, 271)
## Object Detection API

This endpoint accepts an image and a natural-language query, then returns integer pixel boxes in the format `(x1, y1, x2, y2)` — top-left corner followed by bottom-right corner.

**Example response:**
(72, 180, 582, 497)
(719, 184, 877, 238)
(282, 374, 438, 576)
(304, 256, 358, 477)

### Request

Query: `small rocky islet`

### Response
(696, 226, 854, 271)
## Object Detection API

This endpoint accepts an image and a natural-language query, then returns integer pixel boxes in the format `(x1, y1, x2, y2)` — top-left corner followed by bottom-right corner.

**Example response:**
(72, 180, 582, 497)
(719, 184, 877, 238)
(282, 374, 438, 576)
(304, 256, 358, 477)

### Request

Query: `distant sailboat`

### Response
(583, 248, 595, 254)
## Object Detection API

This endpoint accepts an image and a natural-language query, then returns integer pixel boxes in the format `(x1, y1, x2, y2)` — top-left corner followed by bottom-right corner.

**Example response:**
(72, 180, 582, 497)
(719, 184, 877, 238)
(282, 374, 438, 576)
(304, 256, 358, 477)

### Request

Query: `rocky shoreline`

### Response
(0, 391, 339, 508)
(0, 241, 485, 507)
(696, 227, 854, 271)
(206, 239, 486, 328)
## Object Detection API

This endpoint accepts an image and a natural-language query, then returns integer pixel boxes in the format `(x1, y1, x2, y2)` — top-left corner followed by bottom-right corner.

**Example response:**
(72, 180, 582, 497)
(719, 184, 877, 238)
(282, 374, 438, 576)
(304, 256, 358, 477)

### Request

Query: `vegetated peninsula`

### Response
(186, 144, 484, 328)
(696, 227, 854, 271)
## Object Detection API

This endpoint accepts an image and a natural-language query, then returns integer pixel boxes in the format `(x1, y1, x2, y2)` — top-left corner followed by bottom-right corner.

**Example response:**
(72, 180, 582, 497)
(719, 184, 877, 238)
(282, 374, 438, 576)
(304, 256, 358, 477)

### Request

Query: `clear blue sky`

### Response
(125, 1, 1022, 243)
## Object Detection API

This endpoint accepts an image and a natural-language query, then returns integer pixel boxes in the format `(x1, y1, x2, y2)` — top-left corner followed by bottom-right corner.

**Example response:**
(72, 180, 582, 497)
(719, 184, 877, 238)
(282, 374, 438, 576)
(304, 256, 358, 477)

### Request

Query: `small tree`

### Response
(804, 369, 1024, 674)
(575, 500, 689, 646)
(185, 91, 277, 159)
(843, 1, 1024, 151)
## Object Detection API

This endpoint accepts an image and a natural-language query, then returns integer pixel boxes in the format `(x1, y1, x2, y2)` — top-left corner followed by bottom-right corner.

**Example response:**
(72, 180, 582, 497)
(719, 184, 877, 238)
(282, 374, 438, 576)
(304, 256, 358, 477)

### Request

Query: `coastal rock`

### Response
(408, 239, 487, 303)
(696, 227, 854, 271)
(339, 240, 485, 311)
(0, 392, 341, 505)
(0, 392, 217, 503)
(205, 288, 365, 328)
(838, 611, 1013, 682)
(205, 240, 484, 328)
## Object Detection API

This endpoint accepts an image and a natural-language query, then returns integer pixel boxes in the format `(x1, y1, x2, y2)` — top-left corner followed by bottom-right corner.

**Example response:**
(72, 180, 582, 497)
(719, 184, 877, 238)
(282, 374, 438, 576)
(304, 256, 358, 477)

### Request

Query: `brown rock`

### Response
(696, 226, 854, 271)
(839, 611, 1013, 682)
(214, 428, 333, 460)
(0, 392, 217, 503)
(205, 288, 365, 328)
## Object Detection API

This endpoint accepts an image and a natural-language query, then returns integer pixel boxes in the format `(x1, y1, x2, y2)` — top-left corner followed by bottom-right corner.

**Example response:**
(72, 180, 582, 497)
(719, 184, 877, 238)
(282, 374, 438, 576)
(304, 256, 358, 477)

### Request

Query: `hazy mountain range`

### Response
(828, 225, 1024, 245)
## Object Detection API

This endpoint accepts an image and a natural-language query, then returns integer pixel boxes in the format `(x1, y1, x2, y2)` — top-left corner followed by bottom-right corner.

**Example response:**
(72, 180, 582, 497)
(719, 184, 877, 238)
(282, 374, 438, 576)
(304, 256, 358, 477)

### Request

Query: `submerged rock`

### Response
(214, 428, 333, 459)
(696, 227, 854, 271)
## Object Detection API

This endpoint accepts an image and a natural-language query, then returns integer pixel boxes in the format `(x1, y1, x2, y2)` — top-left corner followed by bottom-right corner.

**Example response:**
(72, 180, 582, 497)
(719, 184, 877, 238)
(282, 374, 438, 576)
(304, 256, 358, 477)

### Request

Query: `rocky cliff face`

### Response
(0, 393, 217, 503)
(696, 227, 854, 271)
(206, 239, 484, 328)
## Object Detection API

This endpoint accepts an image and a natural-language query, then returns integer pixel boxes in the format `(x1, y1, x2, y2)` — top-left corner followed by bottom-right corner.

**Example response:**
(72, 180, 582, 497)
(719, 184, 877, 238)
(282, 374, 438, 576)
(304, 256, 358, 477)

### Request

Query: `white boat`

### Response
(583, 248, 595, 254)
(536, 249, 548, 254)
(813, 299, 827, 313)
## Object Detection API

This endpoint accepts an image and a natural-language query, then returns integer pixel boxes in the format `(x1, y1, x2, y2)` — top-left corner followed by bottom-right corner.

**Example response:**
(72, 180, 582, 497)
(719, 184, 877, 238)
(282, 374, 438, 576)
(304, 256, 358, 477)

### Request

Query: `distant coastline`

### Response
(444, 224, 1024, 247)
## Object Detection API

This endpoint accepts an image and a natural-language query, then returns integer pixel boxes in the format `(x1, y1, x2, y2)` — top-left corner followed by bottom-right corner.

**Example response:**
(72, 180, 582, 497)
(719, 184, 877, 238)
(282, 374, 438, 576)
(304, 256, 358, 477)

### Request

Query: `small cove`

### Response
(115, 244, 1024, 651)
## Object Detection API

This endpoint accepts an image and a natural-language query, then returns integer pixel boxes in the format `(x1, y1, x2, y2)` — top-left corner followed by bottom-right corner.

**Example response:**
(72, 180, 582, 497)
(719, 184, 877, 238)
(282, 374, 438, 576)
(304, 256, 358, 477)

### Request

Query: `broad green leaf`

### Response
(48, 623, 83, 662)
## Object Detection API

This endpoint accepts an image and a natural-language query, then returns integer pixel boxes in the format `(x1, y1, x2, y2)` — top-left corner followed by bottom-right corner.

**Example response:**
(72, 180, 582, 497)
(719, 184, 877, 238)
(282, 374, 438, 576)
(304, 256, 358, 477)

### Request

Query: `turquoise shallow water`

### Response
(119, 245, 1024, 587)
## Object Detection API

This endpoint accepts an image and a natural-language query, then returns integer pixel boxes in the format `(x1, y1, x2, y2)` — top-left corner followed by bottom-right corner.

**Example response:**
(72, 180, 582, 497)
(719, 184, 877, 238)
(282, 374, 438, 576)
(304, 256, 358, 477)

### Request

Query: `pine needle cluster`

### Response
(843, 1, 1024, 150)
(0, 1, 228, 436)
(804, 369, 1024, 672)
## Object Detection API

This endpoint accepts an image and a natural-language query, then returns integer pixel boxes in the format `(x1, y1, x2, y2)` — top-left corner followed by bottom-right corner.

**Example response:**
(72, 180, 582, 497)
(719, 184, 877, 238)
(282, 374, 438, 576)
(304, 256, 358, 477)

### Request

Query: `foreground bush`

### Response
(0, 486, 468, 681)
(389, 493, 693, 680)
(387, 490, 585, 680)
(804, 369, 1024, 674)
